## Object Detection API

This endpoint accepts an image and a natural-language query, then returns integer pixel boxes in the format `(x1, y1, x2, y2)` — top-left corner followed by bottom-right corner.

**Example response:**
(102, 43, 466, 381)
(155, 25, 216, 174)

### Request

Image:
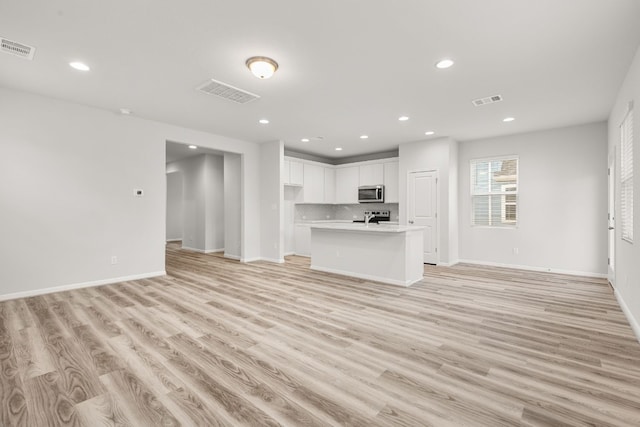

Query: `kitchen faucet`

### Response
(364, 212, 376, 225)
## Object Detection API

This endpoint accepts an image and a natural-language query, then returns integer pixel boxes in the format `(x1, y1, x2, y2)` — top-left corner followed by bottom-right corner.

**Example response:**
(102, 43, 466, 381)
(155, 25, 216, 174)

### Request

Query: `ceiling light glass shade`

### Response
(503, 117, 515, 122)
(246, 56, 279, 79)
(188, 145, 198, 149)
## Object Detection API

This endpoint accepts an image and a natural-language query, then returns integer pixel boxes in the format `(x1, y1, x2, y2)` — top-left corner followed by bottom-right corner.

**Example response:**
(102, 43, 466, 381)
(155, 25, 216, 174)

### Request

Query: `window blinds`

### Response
(620, 107, 634, 242)
(470, 157, 518, 227)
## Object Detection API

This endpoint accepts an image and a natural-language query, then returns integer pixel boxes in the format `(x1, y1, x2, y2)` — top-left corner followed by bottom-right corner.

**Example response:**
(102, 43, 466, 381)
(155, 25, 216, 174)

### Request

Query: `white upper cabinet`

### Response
(302, 163, 324, 203)
(335, 166, 359, 204)
(359, 163, 384, 186)
(289, 161, 304, 186)
(282, 159, 304, 186)
(383, 161, 399, 203)
(324, 167, 335, 204)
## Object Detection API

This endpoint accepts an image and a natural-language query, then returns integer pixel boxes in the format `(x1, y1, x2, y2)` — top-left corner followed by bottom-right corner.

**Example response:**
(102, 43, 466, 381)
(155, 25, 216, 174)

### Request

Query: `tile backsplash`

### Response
(294, 203, 399, 222)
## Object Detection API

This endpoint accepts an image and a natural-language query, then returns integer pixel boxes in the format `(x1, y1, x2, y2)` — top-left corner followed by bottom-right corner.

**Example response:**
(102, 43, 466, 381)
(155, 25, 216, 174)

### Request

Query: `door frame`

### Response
(608, 147, 616, 286)
(407, 169, 440, 265)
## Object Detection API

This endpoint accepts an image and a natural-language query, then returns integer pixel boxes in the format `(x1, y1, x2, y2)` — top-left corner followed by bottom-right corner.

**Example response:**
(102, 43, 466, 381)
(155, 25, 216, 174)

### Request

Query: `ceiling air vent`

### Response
(1, 37, 36, 60)
(196, 79, 260, 104)
(472, 94, 503, 107)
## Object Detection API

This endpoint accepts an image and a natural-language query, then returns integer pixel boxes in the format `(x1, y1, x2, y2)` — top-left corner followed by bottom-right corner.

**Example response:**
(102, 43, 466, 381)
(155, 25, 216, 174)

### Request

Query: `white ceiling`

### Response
(1, 1, 639, 159)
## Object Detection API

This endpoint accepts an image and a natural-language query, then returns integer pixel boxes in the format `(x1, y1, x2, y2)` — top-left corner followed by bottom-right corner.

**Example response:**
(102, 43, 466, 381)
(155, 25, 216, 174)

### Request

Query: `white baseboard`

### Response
(310, 265, 420, 287)
(165, 238, 182, 242)
(0, 271, 166, 302)
(614, 289, 640, 343)
(241, 257, 262, 263)
(457, 259, 607, 279)
(224, 254, 241, 261)
(437, 259, 459, 267)
(181, 246, 224, 254)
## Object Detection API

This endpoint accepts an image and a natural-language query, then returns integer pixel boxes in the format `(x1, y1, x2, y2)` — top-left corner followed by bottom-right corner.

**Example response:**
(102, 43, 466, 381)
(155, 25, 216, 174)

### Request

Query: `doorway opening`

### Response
(165, 141, 242, 260)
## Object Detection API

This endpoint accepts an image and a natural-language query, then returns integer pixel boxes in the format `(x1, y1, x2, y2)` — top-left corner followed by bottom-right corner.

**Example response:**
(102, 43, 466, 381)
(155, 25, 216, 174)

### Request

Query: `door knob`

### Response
(608, 226, 614, 230)
(409, 220, 414, 224)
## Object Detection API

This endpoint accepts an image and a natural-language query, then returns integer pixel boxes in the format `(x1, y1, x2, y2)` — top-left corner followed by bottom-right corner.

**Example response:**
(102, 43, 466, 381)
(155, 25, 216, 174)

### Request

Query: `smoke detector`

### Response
(196, 79, 260, 104)
(472, 94, 503, 107)
(1, 37, 36, 60)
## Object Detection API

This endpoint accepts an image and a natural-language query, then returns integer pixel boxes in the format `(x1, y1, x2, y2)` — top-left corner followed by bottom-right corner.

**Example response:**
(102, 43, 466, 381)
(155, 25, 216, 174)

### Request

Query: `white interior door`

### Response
(408, 171, 438, 264)
(608, 158, 615, 285)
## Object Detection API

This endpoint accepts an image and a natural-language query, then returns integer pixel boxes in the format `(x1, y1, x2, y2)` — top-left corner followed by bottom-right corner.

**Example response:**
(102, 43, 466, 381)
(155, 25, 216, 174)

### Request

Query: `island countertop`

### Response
(309, 222, 423, 233)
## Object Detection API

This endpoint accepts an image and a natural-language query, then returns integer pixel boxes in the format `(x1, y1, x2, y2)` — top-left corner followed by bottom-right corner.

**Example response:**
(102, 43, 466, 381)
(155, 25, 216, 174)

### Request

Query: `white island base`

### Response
(310, 223, 424, 286)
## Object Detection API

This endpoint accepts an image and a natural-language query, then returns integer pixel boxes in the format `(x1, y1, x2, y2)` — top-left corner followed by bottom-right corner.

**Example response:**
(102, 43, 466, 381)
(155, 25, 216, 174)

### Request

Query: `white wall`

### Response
(223, 153, 241, 260)
(166, 171, 183, 241)
(260, 141, 284, 263)
(609, 45, 640, 339)
(0, 87, 262, 299)
(399, 137, 459, 265)
(204, 154, 225, 252)
(166, 154, 224, 253)
(458, 122, 608, 277)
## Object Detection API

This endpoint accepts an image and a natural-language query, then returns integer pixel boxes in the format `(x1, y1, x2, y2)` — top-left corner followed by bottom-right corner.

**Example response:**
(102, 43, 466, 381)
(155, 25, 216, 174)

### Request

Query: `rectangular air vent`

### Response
(196, 79, 260, 104)
(1, 37, 36, 60)
(472, 94, 503, 107)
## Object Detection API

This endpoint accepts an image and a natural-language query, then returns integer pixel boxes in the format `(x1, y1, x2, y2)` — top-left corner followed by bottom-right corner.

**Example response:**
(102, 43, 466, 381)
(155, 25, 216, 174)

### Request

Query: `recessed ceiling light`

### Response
(435, 58, 454, 69)
(398, 116, 409, 121)
(301, 138, 310, 142)
(425, 131, 435, 135)
(188, 145, 198, 149)
(335, 147, 343, 151)
(360, 135, 368, 139)
(69, 61, 90, 71)
(259, 119, 269, 124)
(503, 117, 515, 122)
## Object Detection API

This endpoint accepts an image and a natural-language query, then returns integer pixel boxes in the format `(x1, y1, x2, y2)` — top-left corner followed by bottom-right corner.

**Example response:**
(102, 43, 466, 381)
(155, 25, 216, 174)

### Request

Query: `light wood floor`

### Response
(1, 243, 640, 426)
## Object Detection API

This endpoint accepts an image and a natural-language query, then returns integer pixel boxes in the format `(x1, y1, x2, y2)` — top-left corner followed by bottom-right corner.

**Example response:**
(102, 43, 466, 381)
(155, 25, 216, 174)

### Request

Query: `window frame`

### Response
(470, 156, 519, 228)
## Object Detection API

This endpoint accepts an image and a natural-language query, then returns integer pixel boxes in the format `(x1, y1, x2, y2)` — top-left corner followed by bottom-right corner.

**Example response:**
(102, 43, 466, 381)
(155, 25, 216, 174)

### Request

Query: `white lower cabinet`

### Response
(294, 224, 311, 256)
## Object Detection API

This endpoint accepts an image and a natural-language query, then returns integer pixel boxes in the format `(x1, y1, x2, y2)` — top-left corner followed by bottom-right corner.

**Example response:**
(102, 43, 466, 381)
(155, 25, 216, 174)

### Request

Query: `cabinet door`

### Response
(294, 225, 311, 257)
(289, 161, 304, 186)
(282, 159, 291, 185)
(335, 166, 359, 203)
(324, 168, 335, 204)
(383, 161, 399, 203)
(303, 163, 324, 203)
(359, 163, 384, 186)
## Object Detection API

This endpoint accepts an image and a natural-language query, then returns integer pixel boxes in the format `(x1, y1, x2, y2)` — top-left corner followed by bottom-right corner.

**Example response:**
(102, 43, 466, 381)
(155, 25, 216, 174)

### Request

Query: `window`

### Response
(621, 105, 634, 243)
(471, 157, 518, 227)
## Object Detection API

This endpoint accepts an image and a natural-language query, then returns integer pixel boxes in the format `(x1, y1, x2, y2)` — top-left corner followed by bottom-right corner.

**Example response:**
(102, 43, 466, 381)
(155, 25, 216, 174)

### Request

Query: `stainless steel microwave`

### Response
(358, 185, 385, 203)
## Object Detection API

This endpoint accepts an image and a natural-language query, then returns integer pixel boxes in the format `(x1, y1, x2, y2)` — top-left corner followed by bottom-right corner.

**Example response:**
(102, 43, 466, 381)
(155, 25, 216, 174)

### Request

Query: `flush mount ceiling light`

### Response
(335, 147, 343, 151)
(69, 61, 90, 71)
(246, 56, 279, 79)
(435, 58, 454, 69)
(503, 117, 515, 122)
(425, 131, 435, 135)
(258, 119, 269, 124)
(360, 135, 369, 139)
(188, 145, 198, 149)
(398, 116, 410, 121)
(119, 108, 132, 115)
(301, 138, 310, 142)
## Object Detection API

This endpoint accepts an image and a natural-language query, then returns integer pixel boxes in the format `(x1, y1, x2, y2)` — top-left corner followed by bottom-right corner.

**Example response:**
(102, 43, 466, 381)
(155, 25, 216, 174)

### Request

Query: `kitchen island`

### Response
(309, 222, 424, 286)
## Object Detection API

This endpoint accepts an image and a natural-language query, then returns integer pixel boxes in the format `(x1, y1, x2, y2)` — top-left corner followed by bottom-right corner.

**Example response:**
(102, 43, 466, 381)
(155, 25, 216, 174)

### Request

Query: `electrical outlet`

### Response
(111, 256, 118, 265)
